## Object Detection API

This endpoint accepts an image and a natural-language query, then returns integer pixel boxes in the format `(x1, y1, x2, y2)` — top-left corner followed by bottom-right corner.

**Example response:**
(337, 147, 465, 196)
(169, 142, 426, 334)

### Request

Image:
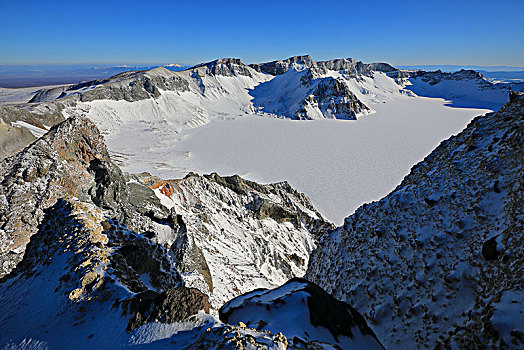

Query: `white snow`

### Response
(0, 85, 63, 105)
(105, 95, 487, 225)
(152, 178, 317, 308)
(11, 120, 49, 138)
(405, 76, 508, 109)
(222, 280, 384, 349)
(63, 69, 495, 225)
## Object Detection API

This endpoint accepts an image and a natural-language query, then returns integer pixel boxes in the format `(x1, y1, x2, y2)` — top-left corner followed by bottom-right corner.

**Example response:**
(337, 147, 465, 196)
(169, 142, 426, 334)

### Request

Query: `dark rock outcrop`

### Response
(0, 115, 176, 277)
(250, 55, 314, 75)
(169, 218, 214, 292)
(0, 104, 67, 160)
(80, 67, 190, 102)
(250, 55, 401, 80)
(121, 286, 210, 332)
(297, 77, 371, 120)
(191, 58, 253, 77)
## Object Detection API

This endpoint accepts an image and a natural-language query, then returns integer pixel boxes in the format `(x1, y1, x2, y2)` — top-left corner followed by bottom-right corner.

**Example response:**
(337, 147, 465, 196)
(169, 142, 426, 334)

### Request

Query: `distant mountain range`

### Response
(398, 65, 524, 83)
(2, 62, 524, 88)
(0, 63, 189, 88)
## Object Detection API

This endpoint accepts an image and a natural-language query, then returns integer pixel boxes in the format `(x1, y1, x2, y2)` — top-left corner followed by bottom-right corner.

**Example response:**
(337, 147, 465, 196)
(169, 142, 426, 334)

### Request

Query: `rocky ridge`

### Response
(306, 96, 524, 348)
(250, 55, 401, 80)
(141, 172, 334, 307)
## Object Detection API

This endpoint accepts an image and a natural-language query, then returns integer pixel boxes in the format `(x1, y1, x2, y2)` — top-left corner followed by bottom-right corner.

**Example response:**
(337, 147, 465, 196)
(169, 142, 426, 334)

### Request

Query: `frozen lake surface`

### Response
(103, 95, 490, 225)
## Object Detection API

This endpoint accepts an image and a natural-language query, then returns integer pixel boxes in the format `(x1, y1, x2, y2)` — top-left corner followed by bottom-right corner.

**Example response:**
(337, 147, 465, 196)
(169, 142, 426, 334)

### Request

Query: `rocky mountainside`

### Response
(0, 57, 522, 349)
(0, 115, 171, 276)
(0, 101, 69, 160)
(27, 67, 191, 104)
(0, 112, 332, 304)
(250, 55, 400, 79)
(405, 68, 513, 109)
(306, 96, 524, 348)
(134, 172, 333, 308)
(0, 193, 311, 349)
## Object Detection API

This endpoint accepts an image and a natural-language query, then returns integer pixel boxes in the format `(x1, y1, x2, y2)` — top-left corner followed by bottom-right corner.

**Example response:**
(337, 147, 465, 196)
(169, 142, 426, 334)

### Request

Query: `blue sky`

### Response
(0, 0, 523, 66)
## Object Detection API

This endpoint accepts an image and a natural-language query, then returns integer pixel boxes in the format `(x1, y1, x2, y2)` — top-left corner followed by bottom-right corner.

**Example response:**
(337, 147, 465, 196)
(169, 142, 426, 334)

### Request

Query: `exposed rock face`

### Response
(191, 58, 254, 77)
(0, 197, 214, 345)
(410, 69, 488, 85)
(297, 77, 371, 120)
(168, 217, 214, 292)
(250, 55, 314, 75)
(315, 58, 399, 78)
(120, 287, 210, 332)
(143, 172, 334, 307)
(0, 115, 179, 277)
(27, 67, 190, 104)
(250, 64, 373, 120)
(0, 116, 109, 276)
(4, 198, 182, 296)
(219, 278, 384, 349)
(80, 67, 190, 102)
(0, 117, 36, 160)
(250, 55, 400, 79)
(0, 104, 67, 160)
(307, 97, 524, 348)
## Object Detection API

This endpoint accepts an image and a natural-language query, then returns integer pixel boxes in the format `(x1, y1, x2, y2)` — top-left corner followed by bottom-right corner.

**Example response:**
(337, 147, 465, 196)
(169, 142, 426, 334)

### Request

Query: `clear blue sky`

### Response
(1, 0, 523, 66)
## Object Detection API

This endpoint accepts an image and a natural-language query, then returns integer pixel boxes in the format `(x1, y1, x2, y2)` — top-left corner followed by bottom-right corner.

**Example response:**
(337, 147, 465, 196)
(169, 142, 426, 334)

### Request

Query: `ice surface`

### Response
(97, 94, 487, 225)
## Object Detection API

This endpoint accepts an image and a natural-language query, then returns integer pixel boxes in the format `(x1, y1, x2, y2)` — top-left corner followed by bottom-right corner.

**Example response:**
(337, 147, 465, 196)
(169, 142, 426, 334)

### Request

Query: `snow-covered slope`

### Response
(220, 278, 385, 349)
(250, 64, 373, 120)
(404, 69, 512, 109)
(2, 55, 514, 226)
(4, 55, 515, 158)
(306, 96, 524, 348)
(83, 62, 270, 137)
(0, 196, 291, 349)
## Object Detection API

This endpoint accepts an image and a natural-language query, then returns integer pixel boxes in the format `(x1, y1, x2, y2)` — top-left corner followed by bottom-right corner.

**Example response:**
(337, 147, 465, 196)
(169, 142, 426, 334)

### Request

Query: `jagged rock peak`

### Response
(250, 55, 400, 77)
(249, 55, 314, 75)
(411, 68, 487, 85)
(191, 57, 254, 77)
(297, 76, 372, 120)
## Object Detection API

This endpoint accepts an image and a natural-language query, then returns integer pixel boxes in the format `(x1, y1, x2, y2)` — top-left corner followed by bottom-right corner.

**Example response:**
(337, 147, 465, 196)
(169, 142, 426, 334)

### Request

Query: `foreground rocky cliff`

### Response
(307, 96, 524, 348)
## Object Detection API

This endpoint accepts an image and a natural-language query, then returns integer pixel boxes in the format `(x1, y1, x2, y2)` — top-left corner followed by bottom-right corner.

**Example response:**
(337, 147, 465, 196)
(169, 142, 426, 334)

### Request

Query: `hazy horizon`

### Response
(1, 61, 524, 70)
